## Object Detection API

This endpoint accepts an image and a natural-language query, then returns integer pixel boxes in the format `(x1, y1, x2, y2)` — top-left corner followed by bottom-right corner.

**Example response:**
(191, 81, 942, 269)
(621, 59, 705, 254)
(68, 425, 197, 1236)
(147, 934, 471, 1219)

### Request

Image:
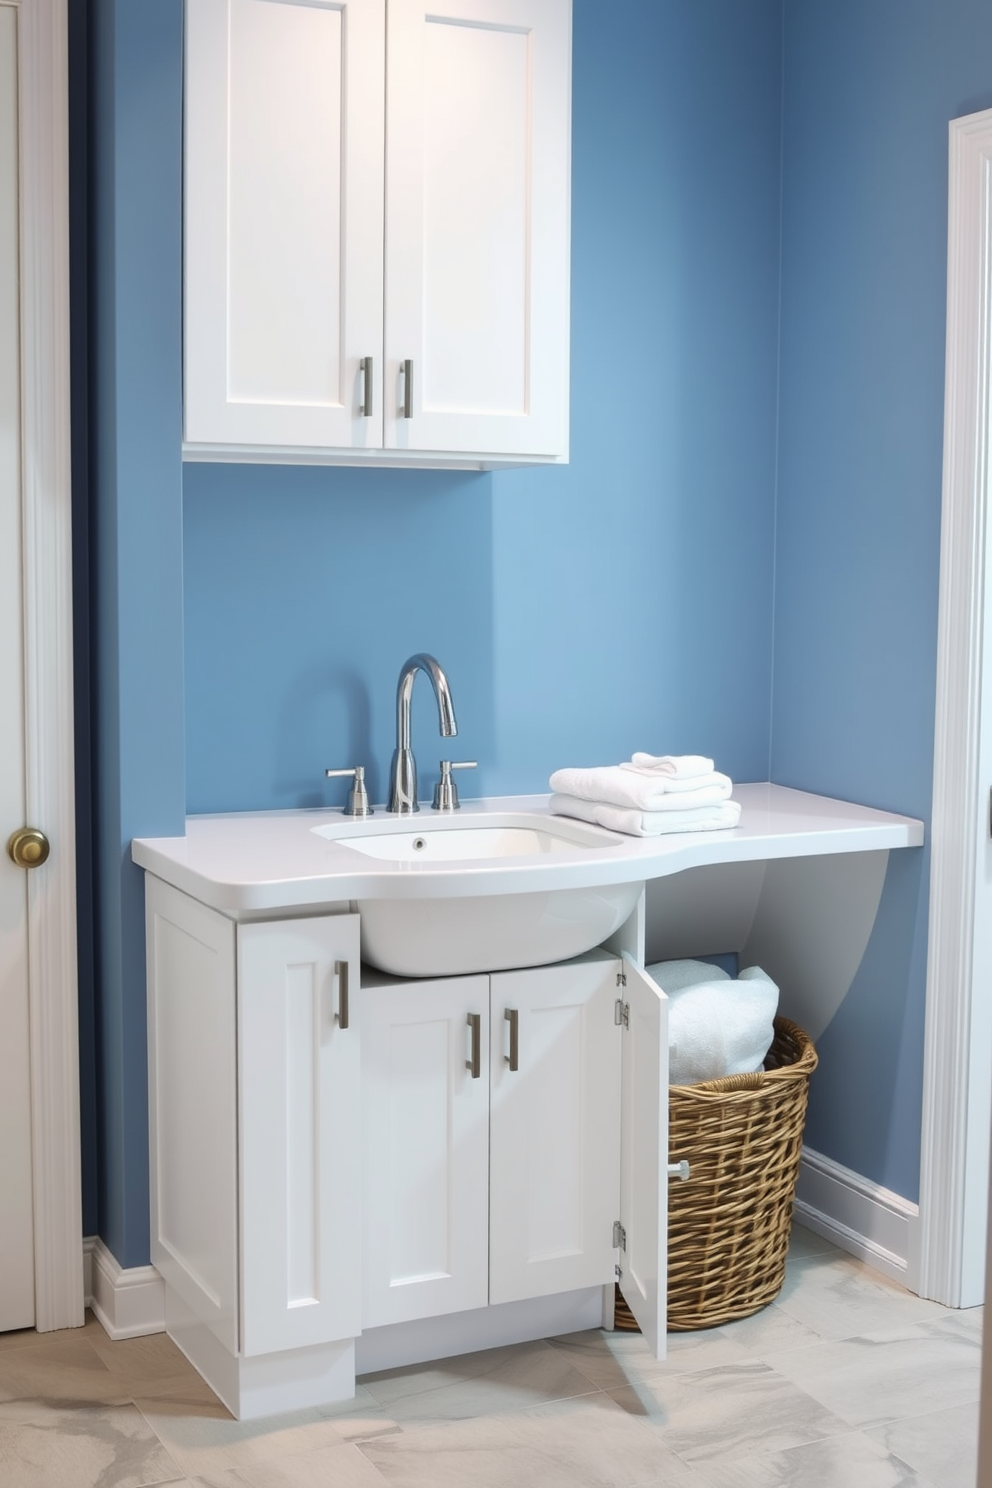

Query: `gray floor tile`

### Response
(546, 1326, 753, 1389)
(690, 1429, 938, 1486)
(0, 1399, 184, 1488)
(359, 1339, 596, 1424)
(358, 1392, 699, 1487)
(867, 1400, 980, 1488)
(606, 1359, 851, 1466)
(774, 1251, 949, 1339)
(135, 1389, 398, 1480)
(763, 1320, 981, 1430)
(185, 1439, 390, 1487)
(786, 1222, 844, 1262)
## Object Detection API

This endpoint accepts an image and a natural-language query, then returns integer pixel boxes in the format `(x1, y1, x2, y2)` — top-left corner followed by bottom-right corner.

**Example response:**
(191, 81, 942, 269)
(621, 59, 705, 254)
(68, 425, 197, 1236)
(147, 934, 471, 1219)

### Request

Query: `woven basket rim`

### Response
(669, 1015, 817, 1097)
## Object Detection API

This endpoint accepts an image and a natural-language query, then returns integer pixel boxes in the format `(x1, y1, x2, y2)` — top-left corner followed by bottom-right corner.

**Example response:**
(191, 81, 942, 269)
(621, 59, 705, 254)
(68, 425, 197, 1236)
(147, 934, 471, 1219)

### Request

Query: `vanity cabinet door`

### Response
(617, 955, 669, 1358)
(361, 975, 490, 1328)
(384, 0, 571, 461)
(184, 0, 385, 454)
(488, 952, 621, 1305)
(238, 915, 362, 1357)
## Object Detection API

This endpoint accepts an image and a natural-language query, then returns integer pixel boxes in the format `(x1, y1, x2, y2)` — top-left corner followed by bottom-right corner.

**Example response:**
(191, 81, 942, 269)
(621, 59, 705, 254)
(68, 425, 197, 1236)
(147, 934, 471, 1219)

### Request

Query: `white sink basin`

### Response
(311, 812, 640, 977)
(335, 823, 596, 863)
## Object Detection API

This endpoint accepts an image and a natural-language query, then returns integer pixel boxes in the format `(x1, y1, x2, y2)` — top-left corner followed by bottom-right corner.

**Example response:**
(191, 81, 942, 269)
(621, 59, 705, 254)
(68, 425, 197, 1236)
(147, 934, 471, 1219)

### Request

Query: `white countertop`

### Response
(131, 784, 924, 915)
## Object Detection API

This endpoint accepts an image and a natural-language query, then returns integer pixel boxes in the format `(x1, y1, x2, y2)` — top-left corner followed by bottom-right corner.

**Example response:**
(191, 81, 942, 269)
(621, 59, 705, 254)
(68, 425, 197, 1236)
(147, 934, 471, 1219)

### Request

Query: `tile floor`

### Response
(0, 1225, 982, 1488)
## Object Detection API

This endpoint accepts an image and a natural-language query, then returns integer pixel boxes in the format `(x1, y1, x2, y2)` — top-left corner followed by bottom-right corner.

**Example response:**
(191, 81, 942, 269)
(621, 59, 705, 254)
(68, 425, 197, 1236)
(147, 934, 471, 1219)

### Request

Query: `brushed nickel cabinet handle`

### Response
(402, 358, 413, 419)
(360, 356, 373, 417)
(466, 1012, 481, 1078)
(504, 1007, 519, 1071)
(335, 959, 350, 1030)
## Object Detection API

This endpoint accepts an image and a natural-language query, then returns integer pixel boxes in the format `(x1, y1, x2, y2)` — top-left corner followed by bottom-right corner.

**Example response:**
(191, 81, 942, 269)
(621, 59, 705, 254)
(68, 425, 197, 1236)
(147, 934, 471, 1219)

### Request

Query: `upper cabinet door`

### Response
(618, 955, 669, 1359)
(384, 0, 571, 460)
(184, 0, 385, 453)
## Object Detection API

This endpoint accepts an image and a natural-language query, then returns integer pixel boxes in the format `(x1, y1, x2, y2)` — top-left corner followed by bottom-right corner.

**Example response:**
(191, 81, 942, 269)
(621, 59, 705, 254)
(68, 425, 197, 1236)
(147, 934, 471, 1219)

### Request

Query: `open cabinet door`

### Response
(618, 954, 668, 1357)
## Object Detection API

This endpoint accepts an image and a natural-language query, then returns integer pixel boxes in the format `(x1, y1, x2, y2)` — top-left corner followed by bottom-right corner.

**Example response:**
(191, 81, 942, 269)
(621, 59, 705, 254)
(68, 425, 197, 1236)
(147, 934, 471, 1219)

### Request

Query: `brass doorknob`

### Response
(7, 828, 50, 869)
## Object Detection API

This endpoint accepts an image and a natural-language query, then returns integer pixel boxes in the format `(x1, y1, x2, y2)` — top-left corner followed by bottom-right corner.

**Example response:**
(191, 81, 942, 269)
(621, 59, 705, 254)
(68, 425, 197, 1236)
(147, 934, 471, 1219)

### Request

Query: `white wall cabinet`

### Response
(147, 881, 666, 1418)
(183, 0, 571, 468)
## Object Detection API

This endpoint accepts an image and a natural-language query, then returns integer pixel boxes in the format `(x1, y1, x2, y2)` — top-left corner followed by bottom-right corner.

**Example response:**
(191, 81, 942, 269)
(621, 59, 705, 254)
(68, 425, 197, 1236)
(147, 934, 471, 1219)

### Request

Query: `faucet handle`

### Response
(432, 760, 477, 812)
(325, 765, 374, 818)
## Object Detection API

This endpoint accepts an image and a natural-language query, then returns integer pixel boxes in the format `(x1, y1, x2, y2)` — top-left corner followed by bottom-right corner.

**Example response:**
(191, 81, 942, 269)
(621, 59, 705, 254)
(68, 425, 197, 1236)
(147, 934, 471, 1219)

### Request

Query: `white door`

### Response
(618, 955, 668, 1358)
(0, 1, 35, 1335)
(384, 0, 570, 459)
(489, 953, 621, 1305)
(183, 0, 386, 453)
(361, 973, 490, 1328)
(239, 915, 362, 1356)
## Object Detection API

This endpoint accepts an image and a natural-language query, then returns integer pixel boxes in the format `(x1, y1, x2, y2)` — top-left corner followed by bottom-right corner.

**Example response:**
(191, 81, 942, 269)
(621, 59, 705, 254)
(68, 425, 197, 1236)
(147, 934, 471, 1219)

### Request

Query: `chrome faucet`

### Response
(387, 653, 458, 813)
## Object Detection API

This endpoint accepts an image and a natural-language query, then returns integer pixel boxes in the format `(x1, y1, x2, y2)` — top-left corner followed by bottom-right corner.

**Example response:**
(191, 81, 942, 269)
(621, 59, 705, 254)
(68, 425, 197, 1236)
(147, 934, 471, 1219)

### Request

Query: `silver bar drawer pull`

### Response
(466, 1012, 481, 1078)
(402, 358, 413, 419)
(504, 1007, 519, 1071)
(360, 356, 373, 418)
(335, 959, 350, 1030)
(668, 1160, 690, 1182)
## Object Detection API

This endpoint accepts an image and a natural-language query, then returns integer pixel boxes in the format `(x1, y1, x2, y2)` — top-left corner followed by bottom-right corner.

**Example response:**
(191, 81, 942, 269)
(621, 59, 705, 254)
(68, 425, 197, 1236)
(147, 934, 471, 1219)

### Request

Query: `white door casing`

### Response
(919, 106, 992, 1308)
(0, 0, 35, 1333)
(0, 0, 81, 1335)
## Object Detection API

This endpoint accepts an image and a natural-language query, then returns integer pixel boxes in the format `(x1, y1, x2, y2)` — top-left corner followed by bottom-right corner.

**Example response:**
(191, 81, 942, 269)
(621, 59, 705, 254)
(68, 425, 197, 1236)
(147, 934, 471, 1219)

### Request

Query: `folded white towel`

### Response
(646, 962, 779, 1084)
(623, 753, 714, 780)
(621, 768, 732, 796)
(548, 765, 732, 812)
(549, 794, 741, 838)
(648, 958, 731, 992)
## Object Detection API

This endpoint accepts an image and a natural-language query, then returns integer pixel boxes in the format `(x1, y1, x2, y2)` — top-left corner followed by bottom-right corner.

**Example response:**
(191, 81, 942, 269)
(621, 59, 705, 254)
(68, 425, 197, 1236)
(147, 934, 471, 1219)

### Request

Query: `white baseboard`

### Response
(83, 1237, 166, 1340)
(794, 1146, 920, 1292)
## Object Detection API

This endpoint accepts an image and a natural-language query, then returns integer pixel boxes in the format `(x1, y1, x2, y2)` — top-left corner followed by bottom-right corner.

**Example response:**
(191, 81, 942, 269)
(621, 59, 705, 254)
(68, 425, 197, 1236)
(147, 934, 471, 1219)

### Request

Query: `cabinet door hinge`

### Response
(616, 970, 627, 988)
(612, 1219, 626, 1251)
(614, 999, 629, 1027)
(615, 1262, 623, 1281)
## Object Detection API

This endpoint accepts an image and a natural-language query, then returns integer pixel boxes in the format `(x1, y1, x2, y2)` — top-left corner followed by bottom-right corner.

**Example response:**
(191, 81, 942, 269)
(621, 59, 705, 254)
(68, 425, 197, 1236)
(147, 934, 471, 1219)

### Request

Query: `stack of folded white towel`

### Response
(549, 753, 741, 838)
(647, 958, 779, 1085)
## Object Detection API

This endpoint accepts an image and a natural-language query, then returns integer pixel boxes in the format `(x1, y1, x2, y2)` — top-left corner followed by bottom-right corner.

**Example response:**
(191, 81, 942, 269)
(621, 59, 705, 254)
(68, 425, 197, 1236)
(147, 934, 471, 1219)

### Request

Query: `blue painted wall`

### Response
(82, 0, 992, 1257)
(773, 0, 992, 1200)
(88, 0, 185, 1266)
(184, 1, 783, 816)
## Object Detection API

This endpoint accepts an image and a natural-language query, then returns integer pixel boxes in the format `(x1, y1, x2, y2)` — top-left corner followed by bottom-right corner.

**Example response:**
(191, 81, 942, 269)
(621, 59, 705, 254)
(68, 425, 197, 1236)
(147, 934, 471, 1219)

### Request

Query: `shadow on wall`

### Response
(182, 462, 497, 815)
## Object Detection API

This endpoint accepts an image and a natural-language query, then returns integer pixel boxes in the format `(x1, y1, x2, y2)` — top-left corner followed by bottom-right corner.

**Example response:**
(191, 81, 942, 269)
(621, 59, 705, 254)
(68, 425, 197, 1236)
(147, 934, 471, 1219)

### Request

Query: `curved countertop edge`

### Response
(130, 784, 925, 917)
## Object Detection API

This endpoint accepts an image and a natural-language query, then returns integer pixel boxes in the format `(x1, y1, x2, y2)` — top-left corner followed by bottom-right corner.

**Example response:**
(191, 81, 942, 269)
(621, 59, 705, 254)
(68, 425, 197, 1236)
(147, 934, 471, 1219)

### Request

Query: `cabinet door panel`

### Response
(489, 955, 620, 1305)
(147, 880, 239, 1354)
(185, 0, 384, 450)
(362, 976, 489, 1328)
(619, 955, 668, 1358)
(385, 0, 570, 458)
(239, 915, 361, 1356)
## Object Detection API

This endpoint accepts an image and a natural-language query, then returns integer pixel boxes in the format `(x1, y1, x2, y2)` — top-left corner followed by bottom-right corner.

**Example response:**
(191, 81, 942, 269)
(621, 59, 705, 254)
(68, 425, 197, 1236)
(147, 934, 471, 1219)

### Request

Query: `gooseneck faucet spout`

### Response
(387, 653, 457, 813)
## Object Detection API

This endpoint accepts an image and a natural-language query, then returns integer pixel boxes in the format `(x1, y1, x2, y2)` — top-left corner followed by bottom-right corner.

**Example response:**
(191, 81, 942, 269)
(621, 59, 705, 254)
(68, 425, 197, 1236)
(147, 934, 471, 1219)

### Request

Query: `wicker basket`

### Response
(663, 1015, 817, 1330)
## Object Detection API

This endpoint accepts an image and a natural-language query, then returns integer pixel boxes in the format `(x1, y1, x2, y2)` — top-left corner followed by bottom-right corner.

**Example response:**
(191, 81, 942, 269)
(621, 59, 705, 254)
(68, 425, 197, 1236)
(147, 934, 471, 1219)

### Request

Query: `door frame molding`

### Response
(919, 107, 992, 1308)
(13, 0, 83, 1331)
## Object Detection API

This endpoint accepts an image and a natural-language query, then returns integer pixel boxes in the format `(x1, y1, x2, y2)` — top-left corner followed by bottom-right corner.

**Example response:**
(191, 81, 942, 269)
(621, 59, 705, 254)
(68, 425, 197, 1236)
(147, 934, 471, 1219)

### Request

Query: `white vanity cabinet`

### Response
(183, 0, 571, 468)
